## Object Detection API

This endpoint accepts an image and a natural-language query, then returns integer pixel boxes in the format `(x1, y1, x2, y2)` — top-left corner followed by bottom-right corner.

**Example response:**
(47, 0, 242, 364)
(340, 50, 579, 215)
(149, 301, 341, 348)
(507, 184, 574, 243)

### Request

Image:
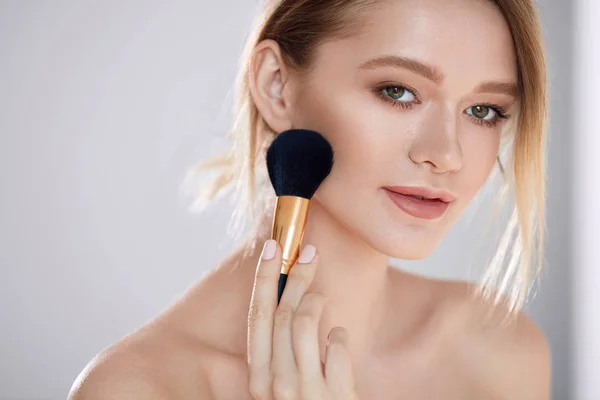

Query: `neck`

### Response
(299, 198, 395, 359)
(223, 196, 397, 361)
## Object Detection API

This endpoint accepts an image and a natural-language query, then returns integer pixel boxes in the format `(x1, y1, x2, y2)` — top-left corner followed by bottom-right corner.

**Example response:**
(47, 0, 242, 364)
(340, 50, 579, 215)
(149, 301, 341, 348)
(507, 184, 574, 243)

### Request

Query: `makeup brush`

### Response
(265, 129, 334, 304)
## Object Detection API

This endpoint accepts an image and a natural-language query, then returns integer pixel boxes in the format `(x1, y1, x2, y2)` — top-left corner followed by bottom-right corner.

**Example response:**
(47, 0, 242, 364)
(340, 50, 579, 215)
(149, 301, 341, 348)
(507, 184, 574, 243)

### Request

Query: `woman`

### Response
(70, 0, 550, 398)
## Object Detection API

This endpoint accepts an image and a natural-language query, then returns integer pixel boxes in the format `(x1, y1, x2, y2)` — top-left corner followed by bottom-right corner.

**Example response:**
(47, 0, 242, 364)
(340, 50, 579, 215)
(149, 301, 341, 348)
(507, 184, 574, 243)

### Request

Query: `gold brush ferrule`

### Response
(270, 196, 310, 275)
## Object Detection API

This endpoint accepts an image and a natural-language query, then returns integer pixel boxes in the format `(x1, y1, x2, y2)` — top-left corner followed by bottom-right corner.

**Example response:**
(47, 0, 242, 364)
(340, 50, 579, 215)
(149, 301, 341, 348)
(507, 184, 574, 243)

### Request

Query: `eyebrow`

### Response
(474, 81, 518, 98)
(360, 55, 444, 84)
(359, 55, 518, 98)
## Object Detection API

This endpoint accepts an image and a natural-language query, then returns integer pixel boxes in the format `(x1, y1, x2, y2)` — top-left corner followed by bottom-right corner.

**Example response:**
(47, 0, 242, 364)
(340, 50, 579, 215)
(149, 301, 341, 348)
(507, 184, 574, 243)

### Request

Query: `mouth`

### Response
(382, 186, 455, 220)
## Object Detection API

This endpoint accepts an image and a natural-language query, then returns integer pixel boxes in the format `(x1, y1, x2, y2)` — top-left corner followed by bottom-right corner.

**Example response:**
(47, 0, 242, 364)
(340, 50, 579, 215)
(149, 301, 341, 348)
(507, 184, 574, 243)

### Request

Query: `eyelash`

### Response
(373, 84, 511, 128)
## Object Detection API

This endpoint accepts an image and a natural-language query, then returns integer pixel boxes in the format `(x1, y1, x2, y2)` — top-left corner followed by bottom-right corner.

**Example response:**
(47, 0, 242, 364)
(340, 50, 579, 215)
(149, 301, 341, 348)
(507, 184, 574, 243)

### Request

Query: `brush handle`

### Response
(277, 273, 288, 305)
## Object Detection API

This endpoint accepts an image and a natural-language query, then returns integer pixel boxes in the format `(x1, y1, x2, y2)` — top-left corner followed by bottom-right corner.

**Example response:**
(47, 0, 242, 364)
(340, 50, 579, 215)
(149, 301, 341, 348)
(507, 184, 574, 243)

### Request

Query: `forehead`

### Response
(313, 0, 518, 88)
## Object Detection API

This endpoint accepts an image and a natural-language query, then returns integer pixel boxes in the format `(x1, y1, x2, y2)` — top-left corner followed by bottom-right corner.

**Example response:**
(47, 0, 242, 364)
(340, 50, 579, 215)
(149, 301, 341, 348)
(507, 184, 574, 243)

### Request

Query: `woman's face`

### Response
(289, 0, 519, 260)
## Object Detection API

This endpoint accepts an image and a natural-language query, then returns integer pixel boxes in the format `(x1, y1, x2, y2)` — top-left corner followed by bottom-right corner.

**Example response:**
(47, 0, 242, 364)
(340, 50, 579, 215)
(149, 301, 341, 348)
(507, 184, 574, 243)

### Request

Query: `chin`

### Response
(363, 226, 443, 260)
(313, 188, 450, 260)
(357, 195, 452, 260)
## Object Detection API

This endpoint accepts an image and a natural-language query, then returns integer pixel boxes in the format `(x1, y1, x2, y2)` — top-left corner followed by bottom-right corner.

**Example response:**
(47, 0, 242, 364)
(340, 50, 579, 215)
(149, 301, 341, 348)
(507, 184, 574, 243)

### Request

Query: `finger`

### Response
(271, 245, 318, 397)
(324, 327, 355, 397)
(247, 239, 281, 400)
(292, 291, 328, 397)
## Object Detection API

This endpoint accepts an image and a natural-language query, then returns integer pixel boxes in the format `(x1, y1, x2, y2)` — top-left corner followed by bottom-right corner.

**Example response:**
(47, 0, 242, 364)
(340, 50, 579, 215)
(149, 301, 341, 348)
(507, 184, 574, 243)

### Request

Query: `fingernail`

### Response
(261, 240, 276, 260)
(328, 327, 347, 342)
(297, 245, 316, 264)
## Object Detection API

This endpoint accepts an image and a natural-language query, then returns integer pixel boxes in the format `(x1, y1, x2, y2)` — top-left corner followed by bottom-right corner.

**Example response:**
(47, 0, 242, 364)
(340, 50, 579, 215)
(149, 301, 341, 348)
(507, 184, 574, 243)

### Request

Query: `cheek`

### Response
(459, 129, 502, 198)
(294, 87, 396, 190)
(319, 118, 383, 211)
(292, 85, 404, 238)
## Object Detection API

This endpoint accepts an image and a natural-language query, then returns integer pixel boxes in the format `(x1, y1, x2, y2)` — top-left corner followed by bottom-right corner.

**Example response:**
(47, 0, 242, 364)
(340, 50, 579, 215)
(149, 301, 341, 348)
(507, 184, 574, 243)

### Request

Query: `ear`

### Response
(248, 39, 295, 134)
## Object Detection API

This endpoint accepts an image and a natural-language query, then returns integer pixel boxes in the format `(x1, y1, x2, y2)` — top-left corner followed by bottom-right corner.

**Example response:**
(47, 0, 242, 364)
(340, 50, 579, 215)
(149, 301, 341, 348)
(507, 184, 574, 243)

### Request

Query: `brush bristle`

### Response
(266, 129, 334, 199)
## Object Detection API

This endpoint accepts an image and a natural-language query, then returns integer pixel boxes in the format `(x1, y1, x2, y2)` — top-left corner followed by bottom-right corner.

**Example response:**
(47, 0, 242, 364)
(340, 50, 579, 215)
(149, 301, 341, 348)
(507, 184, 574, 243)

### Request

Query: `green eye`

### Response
(465, 103, 511, 128)
(386, 86, 405, 100)
(382, 86, 415, 102)
(469, 105, 495, 120)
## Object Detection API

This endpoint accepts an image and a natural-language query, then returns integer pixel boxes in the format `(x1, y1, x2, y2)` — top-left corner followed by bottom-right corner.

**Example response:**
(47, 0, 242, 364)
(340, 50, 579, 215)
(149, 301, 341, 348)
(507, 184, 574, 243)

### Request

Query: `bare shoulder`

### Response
(68, 325, 215, 399)
(68, 251, 253, 400)
(66, 262, 241, 400)
(438, 280, 551, 400)
(68, 333, 178, 399)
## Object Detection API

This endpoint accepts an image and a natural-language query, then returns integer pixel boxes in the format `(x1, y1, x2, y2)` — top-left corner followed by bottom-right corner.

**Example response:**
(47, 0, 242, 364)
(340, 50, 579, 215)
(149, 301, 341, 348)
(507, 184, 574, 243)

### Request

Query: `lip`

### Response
(382, 186, 455, 220)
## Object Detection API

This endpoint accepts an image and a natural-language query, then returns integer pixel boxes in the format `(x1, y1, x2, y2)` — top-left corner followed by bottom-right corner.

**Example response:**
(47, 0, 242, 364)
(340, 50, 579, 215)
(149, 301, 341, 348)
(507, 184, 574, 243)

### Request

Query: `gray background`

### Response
(0, 0, 586, 398)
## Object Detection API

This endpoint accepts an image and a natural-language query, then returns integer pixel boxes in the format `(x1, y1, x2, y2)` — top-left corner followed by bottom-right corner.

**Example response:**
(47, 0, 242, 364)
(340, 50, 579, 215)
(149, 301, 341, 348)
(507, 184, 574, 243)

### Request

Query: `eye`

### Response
(375, 85, 419, 110)
(467, 105, 496, 121)
(382, 86, 416, 103)
(465, 103, 510, 128)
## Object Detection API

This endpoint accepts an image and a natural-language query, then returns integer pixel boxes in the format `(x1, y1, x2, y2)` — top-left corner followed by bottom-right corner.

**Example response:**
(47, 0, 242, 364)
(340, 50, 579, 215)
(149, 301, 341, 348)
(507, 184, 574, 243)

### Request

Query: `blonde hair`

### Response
(183, 0, 548, 314)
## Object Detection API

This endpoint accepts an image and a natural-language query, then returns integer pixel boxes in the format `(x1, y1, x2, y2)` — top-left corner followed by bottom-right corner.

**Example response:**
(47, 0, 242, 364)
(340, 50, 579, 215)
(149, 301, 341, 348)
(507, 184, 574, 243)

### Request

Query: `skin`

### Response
(69, 0, 551, 399)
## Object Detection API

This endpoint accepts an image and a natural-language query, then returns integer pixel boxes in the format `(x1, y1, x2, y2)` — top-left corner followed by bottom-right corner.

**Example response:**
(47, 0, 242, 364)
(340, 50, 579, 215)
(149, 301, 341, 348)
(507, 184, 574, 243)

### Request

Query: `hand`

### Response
(247, 240, 359, 400)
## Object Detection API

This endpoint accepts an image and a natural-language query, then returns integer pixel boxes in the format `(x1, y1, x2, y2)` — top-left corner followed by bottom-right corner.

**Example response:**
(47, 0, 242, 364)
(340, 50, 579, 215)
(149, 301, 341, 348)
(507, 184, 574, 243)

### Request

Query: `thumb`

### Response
(324, 327, 355, 396)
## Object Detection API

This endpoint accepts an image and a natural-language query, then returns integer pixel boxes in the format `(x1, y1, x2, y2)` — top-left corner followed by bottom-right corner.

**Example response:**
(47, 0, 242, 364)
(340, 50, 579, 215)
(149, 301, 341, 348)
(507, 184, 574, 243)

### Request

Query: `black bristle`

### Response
(266, 129, 334, 199)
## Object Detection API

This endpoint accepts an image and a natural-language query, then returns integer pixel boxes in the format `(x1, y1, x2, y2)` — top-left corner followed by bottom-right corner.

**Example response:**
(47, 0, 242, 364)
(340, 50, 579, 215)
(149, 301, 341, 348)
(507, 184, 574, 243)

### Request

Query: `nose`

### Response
(408, 106, 463, 174)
